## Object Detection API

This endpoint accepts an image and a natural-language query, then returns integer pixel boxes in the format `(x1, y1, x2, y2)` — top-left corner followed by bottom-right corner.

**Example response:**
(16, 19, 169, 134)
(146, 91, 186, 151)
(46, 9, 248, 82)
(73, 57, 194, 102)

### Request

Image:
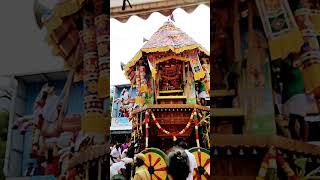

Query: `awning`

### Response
(111, 0, 209, 23)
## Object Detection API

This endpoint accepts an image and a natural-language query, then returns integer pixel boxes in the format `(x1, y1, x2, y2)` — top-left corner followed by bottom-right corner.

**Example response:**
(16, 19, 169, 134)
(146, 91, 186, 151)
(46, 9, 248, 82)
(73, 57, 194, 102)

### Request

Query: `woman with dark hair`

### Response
(167, 148, 190, 180)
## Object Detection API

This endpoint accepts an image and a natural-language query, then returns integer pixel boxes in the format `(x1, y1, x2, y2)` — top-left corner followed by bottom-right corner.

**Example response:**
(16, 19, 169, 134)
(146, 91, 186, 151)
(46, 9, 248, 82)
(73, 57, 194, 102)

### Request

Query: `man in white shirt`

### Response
(110, 143, 121, 165)
(178, 141, 197, 180)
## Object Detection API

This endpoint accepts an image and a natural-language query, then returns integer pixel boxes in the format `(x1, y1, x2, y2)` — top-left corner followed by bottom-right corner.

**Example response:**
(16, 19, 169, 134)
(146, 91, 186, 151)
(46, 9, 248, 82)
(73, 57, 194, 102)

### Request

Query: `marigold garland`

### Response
(257, 148, 296, 180)
(146, 109, 202, 144)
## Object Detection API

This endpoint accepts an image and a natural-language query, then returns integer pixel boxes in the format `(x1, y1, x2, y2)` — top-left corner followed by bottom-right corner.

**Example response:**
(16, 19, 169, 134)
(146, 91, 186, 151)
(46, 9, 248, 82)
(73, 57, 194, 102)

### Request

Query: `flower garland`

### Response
(146, 109, 202, 144)
(257, 148, 296, 180)
(145, 111, 150, 148)
(194, 111, 201, 149)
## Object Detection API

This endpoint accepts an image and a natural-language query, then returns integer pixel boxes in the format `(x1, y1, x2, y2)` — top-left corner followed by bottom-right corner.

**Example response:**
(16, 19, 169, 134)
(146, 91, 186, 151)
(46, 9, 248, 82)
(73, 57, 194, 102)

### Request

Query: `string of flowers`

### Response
(145, 111, 150, 148)
(194, 110, 201, 149)
(257, 147, 296, 180)
(147, 109, 202, 143)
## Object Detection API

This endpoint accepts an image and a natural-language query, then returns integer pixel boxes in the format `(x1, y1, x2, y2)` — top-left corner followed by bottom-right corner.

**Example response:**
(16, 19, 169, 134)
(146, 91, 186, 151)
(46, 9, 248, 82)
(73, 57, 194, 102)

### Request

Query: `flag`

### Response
(147, 57, 157, 79)
(120, 62, 125, 71)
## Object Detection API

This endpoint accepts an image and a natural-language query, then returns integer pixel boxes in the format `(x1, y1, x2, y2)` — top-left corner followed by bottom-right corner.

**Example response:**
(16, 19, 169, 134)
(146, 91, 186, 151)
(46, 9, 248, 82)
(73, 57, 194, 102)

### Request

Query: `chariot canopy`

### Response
(124, 21, 210, 86)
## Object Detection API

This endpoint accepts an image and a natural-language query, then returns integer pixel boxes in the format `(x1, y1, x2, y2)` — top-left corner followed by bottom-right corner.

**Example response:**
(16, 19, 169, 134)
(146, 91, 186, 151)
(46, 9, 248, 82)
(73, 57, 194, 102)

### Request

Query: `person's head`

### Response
(116, 143, 121, 149)
(135, 153, 146, 167)
(38, 114, 44, 120)
(167, 148, 190, 180)
(178, 141, 188, 149)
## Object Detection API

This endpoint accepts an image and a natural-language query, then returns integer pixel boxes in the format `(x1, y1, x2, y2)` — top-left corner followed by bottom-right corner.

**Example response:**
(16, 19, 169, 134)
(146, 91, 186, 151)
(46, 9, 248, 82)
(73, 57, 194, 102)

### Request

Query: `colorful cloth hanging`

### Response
(255, 0, 304, 60)
(188, 49, 206, 81)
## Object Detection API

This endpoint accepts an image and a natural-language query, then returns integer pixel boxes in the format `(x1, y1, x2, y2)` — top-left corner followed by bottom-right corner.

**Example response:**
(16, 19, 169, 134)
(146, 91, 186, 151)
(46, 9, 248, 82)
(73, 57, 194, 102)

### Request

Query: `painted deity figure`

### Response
(114, 88, 137, 119)
(13, 83, 82, 159)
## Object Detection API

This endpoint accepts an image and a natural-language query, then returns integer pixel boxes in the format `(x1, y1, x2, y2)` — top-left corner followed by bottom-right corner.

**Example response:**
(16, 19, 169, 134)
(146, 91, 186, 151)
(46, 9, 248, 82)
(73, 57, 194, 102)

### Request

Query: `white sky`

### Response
(110, 4, 210, 86)
(0, 0, 64, 77)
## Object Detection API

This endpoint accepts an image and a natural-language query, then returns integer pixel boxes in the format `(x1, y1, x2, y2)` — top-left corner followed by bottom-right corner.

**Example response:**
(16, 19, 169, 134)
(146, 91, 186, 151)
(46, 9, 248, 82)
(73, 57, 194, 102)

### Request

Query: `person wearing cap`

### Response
(133, 153, 150, 180)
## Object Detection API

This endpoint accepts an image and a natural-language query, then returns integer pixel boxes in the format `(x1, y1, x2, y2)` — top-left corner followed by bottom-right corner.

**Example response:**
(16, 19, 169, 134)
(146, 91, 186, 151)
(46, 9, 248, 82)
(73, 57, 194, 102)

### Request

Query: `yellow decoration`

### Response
(173, 136, 177, 142)
(87, 81, 98, 93)
(151, 69, 157, 79)
(44, 0, 85, 34)
(123, 44, 209, 77)
(135, 96, 145, 105)
(81, 112, 106, 133)
(157, 96, 187, 99)
(44, 0, 86, 56)
(98, 75, 108, 98)
(302, 63, 320, 93)
(194, 71, 206, 81)
(309, 38, 319, 49)
(125, 55, 192, 80)
(139, 84, 148, 93)
(268, 28, 304, 60)
(310, 13, 320, 35)
(205, 81, 210, 93)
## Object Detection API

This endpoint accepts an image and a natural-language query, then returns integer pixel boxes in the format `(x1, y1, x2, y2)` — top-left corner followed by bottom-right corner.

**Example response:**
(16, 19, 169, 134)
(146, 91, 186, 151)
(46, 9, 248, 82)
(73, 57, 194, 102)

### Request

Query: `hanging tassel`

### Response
(239, 149, 244, 155)
(173, 136, 177, 142)
(253, 148, 258, 155)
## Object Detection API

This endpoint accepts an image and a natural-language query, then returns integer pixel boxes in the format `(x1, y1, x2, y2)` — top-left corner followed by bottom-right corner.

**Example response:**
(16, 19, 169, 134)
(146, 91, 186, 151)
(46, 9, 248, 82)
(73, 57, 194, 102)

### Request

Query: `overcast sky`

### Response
(0, 0, 64, 77)
(0, 1, 209, 87)
(110, 4, 210, 86)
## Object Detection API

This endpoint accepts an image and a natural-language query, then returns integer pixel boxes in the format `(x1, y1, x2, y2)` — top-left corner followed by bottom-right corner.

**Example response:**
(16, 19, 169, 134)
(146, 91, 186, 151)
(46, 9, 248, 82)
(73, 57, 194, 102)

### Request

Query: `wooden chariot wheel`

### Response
(189, 147, 210, 180)
(141, 148, 169, 180)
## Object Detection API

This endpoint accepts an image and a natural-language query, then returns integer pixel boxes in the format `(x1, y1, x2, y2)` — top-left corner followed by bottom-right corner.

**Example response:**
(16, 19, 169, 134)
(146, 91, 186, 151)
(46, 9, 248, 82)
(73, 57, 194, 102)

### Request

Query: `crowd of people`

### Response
(110, 141, 200, 180)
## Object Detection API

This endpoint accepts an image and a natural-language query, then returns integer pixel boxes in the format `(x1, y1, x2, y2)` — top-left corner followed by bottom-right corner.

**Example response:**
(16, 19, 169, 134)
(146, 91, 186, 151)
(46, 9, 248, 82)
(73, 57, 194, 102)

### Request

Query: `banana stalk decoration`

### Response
(295, 158, 320, 179)
(198, 112, 210, 148)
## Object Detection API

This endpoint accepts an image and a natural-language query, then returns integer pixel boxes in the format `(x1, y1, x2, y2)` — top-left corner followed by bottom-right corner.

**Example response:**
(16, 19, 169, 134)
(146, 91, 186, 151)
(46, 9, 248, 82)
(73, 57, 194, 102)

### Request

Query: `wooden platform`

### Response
(132, 104, 210, 114)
